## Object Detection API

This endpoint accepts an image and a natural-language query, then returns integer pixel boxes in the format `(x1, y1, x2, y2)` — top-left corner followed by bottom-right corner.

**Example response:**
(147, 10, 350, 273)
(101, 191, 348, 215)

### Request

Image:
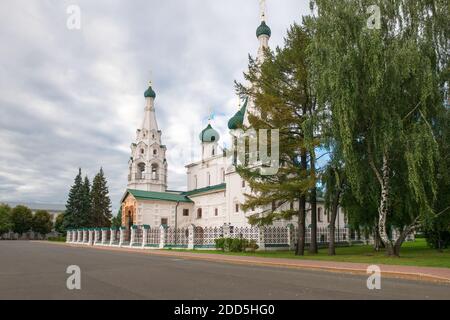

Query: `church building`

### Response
(120, 5, 346, 230)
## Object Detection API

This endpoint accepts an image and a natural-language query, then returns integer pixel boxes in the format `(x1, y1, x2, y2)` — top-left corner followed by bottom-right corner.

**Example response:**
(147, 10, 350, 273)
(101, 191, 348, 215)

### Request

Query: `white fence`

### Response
(66, 224, 374, 251)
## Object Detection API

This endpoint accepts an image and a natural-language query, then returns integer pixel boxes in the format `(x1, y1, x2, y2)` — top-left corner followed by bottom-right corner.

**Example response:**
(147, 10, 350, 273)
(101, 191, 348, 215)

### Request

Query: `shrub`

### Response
(48, 236, 66, 242)
(215, 237, 226, 251)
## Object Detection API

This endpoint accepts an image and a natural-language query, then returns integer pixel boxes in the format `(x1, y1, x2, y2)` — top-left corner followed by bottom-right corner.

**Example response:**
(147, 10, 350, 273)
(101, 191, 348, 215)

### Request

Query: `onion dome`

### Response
(144, 84, 156, 99)
(228, 97, 248, 130)
(199, 124, 220, 142)
(256, 21, 271, 38)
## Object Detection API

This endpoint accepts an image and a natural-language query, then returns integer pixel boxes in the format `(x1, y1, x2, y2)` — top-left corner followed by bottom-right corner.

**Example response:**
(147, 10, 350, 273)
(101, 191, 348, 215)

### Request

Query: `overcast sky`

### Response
(0, 0, 311, 211)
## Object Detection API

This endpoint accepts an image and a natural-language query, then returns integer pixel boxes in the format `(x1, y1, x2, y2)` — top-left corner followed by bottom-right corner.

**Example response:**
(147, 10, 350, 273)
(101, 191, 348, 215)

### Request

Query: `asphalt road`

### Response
(0, 241, 448, 300)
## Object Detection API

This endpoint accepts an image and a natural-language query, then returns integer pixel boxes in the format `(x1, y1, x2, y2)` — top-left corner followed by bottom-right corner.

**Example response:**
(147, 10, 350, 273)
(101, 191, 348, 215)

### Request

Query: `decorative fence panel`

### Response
(133, 228, 143, 246)
(230, 226, 259, 241)
(264, 226, 289, 247)
(165, 227, 188, 248)
(111, 230, 120, 245)
(194, 226, 223, 248)
(146, 228, 160, 247)
(103, 230, 110, 243)
(122, 229, 130, 245)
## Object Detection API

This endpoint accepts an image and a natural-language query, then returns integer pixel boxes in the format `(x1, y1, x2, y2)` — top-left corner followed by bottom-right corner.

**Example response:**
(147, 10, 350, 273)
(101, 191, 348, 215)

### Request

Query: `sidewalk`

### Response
(61, 242, 450, 284)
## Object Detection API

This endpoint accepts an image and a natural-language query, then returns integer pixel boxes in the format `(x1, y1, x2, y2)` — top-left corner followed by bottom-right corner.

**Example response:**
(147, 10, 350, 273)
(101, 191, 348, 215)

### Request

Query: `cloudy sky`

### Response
(0, 0, 310, 211)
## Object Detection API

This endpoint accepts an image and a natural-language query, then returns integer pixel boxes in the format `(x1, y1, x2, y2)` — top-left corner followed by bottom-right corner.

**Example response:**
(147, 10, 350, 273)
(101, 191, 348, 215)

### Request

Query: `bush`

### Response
(215, 237, 259, 252)
(48, 236, 66, 242)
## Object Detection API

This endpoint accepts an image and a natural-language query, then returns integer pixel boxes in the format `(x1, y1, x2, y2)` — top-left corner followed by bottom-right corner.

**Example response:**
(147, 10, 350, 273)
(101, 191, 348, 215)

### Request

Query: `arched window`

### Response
(141, 149, 145, 155)
(197, 208, 202, 219)
(153, 149, 157, 156)
(151, 164, 158, 180)
(212, 147, 215, 156)
(137, 163, 146, 180)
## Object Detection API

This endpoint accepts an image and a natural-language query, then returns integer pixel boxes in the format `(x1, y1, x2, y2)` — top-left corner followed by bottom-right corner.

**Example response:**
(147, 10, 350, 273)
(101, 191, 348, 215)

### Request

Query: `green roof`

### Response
(256, 21, 271, 38)
(228, 97, 248, 130)
(199, 124, 220, 142)
(125, 189, 193, 203)
(144, 85, 156, 98)
(183, 183, 226, 197)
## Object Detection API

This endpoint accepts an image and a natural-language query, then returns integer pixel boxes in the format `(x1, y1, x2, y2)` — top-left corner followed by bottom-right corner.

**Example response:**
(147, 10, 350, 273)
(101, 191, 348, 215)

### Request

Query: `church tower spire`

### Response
(256, 0, 271, 63)
(127, 81, 168, 192)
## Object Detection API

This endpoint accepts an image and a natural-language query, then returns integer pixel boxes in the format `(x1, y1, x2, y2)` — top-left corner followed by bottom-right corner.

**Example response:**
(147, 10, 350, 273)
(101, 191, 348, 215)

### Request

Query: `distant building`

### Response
(4, 202, 65, 223)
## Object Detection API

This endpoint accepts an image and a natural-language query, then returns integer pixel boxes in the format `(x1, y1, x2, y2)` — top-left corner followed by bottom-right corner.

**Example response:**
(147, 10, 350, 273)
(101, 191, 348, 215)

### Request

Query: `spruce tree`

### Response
(81, 176, 91, 227)
(90, 168, 112, 227)
(63, 169, 84, 229)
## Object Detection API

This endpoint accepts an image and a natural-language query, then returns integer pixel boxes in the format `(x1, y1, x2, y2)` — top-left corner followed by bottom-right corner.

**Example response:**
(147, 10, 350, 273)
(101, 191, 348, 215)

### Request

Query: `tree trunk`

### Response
(309, 186, 318, 254)
(376, 153, 396, 256)
(328, 195, 339, 256)
(296, 150, 308, 256)
(296, 195, 306, 256)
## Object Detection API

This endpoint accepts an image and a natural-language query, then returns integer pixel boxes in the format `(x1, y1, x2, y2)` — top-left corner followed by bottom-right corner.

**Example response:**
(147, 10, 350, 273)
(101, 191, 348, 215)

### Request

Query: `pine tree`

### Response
(63, 169, 84, 229)
(235, 24, 322, 256)
(90, 168, 112, 228)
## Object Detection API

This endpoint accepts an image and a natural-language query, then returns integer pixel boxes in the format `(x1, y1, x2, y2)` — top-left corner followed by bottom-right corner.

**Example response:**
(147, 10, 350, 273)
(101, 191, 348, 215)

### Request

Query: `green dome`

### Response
(228, 97, 248, 130)
(256, 21, 271, 38)
(199, 124, 220, 142)
(144, 85, 156, 99)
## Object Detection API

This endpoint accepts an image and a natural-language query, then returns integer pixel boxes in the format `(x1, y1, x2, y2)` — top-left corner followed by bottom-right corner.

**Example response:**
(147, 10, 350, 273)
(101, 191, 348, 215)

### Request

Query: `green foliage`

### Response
(48, 236, 66, 242)
(54, 213, 65, 234)
(111, 209, 122, 228)
(215, 237, 259, 252)
(32, 210, 53, 235)
(90, 168, 112, 227)
(63, 169, 86, 229)
(307, 0, 449, 253)
(0, 203, 12, 234)
(10, 205, 33, 235)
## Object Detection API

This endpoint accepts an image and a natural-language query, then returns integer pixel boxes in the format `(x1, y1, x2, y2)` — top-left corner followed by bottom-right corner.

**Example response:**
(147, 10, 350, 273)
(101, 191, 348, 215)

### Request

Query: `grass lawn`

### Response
(175, 239, 450, 269)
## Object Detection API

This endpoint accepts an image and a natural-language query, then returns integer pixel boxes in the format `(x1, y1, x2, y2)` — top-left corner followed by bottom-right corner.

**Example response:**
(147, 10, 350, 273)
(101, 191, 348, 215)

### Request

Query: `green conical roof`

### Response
(228, 97, 248, 130)
(199, 124, 220, 142)
(144, 85, 156, 98)
(256, 21, 271, 38)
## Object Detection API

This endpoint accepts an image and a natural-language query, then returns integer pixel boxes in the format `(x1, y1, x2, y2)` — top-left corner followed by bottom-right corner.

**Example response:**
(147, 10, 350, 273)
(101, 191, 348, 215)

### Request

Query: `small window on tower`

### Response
(153, 149, 157, 156)
(141, 149, 145, 154)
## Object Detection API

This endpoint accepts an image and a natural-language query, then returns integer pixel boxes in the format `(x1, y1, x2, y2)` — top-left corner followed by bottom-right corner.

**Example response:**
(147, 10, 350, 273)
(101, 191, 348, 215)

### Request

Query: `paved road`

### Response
(0, 241, 448, 300)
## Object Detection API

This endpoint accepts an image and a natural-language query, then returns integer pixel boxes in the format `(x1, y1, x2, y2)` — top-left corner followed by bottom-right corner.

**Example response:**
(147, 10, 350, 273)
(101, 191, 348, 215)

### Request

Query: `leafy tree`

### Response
(308, 0, 449, 256)
(90, 168, 112, 227)
(235, 24, 322, 255)
(10, 205, 33, 235)
(54, 213, 65, 234)
(32, 210, 53, 235)
(0, 203, 12, 235)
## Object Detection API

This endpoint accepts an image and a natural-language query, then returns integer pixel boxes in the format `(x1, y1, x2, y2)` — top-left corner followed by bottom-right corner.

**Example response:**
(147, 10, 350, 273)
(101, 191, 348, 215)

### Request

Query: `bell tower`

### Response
(127, 82, 168, 192)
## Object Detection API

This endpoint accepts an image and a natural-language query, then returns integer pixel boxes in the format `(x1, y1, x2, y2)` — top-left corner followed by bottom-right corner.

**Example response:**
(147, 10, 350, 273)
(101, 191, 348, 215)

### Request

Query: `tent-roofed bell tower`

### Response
(127, 81, 168, 192)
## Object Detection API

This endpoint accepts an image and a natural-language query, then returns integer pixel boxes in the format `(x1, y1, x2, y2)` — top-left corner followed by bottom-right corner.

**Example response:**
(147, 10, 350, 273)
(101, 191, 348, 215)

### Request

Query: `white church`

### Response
(120, 4, 346, 231)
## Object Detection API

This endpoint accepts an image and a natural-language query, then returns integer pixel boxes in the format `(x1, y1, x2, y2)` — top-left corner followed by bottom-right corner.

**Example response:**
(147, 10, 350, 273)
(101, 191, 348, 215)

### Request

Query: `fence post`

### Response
(257, 227, 265, 251)
(66, 230, 71, 243)
(142, 225, 150, 248)
(287, 224, 295, 250)
(88, 229, 94, 246)
(119, 227, 125, 247)
(188, 224, 195, 250)
(109, 228, 116, 246)
(223, 224, 231, 238)
(129, 226, 136, 247)
(159, 225, 167, 249)
(101, 229, 107, 245)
